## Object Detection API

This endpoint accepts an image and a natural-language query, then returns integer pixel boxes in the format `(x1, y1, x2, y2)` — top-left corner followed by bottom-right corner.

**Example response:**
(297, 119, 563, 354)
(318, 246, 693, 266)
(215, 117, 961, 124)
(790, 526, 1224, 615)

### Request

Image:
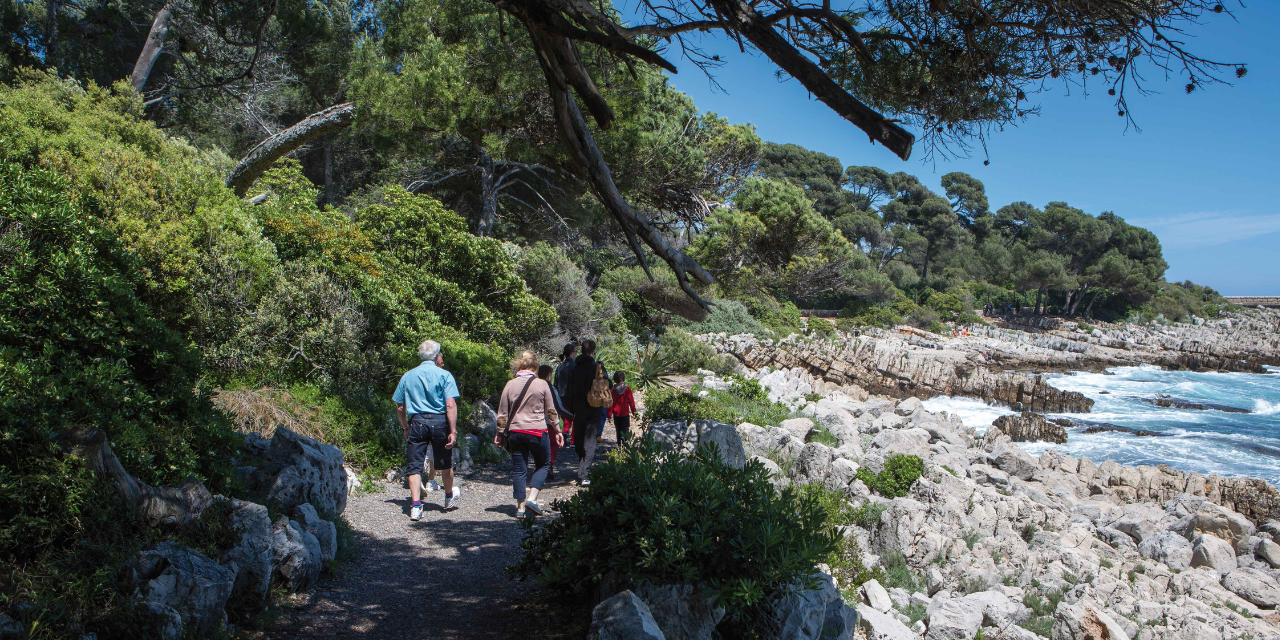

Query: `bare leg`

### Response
(409, 474, 422, 503)
(441, 469, 455, 496)
(527, 487, 540, 504)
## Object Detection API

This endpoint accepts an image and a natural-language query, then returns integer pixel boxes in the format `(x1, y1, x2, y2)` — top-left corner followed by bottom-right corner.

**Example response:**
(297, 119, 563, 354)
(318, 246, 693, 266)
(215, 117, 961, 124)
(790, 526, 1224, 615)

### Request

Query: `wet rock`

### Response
(989, 412, 1067, 444)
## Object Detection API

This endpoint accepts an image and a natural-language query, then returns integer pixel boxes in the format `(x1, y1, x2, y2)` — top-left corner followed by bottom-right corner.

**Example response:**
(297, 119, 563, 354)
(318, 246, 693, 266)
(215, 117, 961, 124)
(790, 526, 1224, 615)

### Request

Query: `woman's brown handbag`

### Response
(496, 376, 535, 451)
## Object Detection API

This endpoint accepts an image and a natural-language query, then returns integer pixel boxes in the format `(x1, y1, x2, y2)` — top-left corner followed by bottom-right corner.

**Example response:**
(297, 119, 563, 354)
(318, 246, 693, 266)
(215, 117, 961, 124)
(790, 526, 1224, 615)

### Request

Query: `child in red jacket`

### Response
(608, 371, 637, 445)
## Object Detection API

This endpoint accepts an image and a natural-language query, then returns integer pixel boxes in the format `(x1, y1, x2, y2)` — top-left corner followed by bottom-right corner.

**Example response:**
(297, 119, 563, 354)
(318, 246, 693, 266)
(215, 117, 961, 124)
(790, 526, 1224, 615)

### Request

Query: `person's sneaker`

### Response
(580, 479, 591, 487)
(445, 488, 461, 510)
(410, 504, 423, 521)
(524, 500, 545, 516)
(426, 479, 440, 493)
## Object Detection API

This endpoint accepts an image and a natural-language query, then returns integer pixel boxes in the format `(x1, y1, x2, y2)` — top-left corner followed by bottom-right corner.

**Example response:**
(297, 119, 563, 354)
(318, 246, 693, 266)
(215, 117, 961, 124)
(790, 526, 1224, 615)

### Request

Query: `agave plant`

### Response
(625, 346, 678, 392)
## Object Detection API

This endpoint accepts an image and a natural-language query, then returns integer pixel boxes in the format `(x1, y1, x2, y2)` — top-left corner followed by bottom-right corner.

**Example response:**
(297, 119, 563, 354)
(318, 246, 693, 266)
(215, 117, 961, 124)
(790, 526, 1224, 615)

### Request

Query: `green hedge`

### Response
(510, 438, 839, 630)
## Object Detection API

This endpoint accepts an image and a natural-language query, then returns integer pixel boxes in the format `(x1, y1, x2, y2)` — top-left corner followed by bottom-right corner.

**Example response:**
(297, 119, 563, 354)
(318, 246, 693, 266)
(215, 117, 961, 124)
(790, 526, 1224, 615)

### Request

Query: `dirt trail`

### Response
(267, 428, 625, 640)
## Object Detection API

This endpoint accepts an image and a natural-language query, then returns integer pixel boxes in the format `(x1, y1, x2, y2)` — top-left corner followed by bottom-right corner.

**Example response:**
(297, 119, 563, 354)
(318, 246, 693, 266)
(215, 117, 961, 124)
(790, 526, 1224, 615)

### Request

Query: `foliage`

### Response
(516, 242, 595, 338)
(674, 299, 772, 338)
(1136, 280, 1226, 323)
(642, 384, 793, 429)
(854, 502, 889, 529)
(856, 455, 924, 498)
(878, 549, 925, 592)
(656, 327, 717, 374)
(809, 425, 839, 448)
(510, 438, 840, 628)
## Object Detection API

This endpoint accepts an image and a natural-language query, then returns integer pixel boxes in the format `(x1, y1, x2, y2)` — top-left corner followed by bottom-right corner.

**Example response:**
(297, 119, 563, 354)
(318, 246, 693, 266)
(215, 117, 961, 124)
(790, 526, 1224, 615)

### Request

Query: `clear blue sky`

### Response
(636, 4, 1280, 295)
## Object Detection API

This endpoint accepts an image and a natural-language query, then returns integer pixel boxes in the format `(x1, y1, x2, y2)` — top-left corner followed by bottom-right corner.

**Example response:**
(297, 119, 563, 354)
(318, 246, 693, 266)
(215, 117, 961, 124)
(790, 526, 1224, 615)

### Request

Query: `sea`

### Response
(921, 365, 1280, 487)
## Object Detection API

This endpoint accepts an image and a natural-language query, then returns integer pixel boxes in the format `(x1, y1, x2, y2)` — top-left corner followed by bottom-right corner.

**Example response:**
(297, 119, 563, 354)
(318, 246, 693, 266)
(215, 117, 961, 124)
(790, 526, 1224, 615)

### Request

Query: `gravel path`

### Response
(266, 428, 624, 640)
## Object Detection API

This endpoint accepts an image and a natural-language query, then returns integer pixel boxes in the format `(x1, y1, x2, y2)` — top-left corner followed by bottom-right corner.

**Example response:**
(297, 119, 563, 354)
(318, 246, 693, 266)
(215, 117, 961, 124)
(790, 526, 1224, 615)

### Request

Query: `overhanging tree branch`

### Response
(226, 102, 355, 196)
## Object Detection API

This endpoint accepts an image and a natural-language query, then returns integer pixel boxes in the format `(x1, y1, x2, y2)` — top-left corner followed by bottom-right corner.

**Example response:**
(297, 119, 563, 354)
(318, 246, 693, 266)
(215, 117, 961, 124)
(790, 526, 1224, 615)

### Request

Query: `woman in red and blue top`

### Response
(608, 371, 637, 445)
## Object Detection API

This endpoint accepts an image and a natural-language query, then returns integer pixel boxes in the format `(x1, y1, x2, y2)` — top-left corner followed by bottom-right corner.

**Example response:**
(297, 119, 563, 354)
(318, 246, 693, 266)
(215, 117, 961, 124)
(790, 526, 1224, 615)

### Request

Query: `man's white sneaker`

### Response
(426, 479, 441, 493)
(581, 479, 591, 487)
(410, 504, 423, 521)
(445, 488, 461, 510)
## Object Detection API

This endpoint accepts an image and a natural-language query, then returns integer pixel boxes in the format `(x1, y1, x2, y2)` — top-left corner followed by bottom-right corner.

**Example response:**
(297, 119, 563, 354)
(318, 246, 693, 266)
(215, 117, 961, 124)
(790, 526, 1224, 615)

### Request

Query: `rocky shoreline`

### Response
(697, 306, 1280, 415)
(603, 381, 1280, 640)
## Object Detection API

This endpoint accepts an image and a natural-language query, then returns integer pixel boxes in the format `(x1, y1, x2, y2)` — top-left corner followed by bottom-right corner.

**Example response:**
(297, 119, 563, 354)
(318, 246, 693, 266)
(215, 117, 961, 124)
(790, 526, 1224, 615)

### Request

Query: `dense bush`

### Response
(643, 378, 793, 428)
(1136, 280, 1225, 323)
(657, 326, 717, 373)
(856, 454, 924, 498)
(510, 438, 839, 628)
(674, 299, 772, 337)
(516, 242, 595, 338)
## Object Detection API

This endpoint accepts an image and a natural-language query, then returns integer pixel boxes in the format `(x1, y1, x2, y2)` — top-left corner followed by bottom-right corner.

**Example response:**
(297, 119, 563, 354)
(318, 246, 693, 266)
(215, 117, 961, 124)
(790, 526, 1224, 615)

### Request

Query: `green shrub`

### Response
(879, 549, 924, 591)
(675, 298, 772, 337)
(643, 386, 793, 428)
(796, 483, 855, 529)
(1021, 523, 1038, 543)
(1077, 321, 1095, 333)
(510, 438, 840, 628)
(854, 502, 889, 529)
(855, 454, 924, 498)
(657, 326, 716, 373)
(809, 424, 839, 447)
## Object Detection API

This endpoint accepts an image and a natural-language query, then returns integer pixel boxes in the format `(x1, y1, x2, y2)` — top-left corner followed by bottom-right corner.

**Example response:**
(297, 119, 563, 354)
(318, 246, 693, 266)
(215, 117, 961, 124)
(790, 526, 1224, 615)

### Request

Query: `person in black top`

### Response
(565, 339, 607, 486)
(537, 364, 573, 481)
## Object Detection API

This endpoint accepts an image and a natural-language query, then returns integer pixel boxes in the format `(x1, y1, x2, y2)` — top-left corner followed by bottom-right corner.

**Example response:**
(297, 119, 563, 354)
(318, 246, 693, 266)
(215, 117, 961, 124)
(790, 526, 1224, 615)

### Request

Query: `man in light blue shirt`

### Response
(393, 340, 461, 520)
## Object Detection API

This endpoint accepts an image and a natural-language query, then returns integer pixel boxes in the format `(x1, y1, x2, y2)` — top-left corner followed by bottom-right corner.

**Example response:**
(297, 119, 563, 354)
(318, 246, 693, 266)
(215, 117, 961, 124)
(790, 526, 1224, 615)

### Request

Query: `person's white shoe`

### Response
(426, 479, 440, 493)
(410, 504, 423, 521)
(445, 488, 461, 510)
(580, 479, 591, 487)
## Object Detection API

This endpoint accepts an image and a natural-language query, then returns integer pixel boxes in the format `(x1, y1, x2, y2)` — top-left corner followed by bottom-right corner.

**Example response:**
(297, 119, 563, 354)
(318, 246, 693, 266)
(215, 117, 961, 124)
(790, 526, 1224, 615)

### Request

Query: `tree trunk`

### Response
(322, 136, 334, 206)
(1084, 290, 1101, 319)
(227, 102, 355, 196)
(476, 149, 497, 236)
(520, 19, 714, 309)
(1035, 286, 1044, 315)
(45, 0, 58, 63)
(57, 426, 213, 527)
(130, 2, 177, 93)
(707, 0, 915, 160)
(1068, 284, 1088, 316)
(921, 244, 932, 281)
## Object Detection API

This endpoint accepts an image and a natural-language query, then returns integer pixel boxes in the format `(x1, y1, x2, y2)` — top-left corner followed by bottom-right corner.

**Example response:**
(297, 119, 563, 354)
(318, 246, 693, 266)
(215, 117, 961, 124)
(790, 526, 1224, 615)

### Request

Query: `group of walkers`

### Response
(392, 338, 638, 521)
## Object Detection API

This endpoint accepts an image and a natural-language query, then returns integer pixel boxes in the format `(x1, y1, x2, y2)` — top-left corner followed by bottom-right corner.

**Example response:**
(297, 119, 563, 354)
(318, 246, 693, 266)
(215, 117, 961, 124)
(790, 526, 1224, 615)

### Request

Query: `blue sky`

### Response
(637, 4, 1280, 295)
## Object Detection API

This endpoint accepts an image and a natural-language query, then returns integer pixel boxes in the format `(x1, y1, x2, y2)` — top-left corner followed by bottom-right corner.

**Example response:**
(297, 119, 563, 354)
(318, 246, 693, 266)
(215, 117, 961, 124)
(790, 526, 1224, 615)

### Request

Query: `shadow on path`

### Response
(266, 432, 616, 640)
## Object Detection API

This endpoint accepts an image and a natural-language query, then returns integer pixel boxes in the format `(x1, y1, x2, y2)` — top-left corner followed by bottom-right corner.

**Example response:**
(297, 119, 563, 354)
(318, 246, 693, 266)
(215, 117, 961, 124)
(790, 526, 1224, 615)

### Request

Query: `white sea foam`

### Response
(1255, 399, 1280, 415)
(920, 396, 1015, 433)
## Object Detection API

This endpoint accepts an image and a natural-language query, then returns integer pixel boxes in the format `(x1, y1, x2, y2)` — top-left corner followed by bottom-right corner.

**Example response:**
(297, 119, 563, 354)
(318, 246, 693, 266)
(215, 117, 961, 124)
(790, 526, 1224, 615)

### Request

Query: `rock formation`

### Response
(989, 413, 1068, 444)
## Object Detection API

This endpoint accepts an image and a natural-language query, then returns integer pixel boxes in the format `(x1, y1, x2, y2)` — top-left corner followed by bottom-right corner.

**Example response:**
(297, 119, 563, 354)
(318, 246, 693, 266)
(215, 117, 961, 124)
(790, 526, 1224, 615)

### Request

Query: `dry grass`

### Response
(213, 387, 326, 442)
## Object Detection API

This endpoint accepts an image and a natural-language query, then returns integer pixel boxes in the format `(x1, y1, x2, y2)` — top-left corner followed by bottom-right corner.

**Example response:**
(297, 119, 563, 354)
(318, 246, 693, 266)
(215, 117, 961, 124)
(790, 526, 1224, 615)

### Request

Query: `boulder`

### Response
(963, 590, 1029, 628)
(781, 417, 816, 442)
(123, 542, 235, 639)
(989, 412, 1067, 444)
(1221, 567, 1280, 608)
(470, 400, 498, 437)
(856, 604, 917, 640)
(861, 579, 892, 613)
(924, 597, 983, 640)
(648, 420, 699, 455)
(761, 573, 840, 640)
(795, 442, 835, 485)
(870, 428, 932, 459)
(821, 598, 859, 640)
(220, 499, 273, 611)
(987, 444, 1038, 481)
(1138, 531, 1194, 572)
(265, 427, 347, 516)
(1257, 538, 1280, 568)
(292, 503, 338, 563)
(588, 590, 667, 640)
(693, 420, 746, 468)
(631, 583, 723, 640)
(895, 397, 923, 416)
(827, 458, 861, 492)
(1173, 502, 1256, 544)
(271, 516, 322, 591)
(1189, 534, 1236, 573)
(1051, 602, 1130, 640)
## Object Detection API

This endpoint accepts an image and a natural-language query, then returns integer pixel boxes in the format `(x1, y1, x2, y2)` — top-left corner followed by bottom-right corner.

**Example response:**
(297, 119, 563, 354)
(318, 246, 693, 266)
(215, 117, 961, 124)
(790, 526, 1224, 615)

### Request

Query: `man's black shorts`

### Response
(406, 413, 452, 476)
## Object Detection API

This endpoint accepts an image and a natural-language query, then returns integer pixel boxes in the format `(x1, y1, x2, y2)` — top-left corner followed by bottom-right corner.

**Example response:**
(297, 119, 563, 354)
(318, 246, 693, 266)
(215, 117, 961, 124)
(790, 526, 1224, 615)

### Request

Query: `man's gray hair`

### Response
(418, 340, 442, 362)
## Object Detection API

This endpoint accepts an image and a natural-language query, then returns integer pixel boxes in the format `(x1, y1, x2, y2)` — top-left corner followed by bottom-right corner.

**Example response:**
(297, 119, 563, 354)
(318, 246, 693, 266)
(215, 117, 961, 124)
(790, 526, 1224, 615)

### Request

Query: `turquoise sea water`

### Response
(922, 365, 1280, 487)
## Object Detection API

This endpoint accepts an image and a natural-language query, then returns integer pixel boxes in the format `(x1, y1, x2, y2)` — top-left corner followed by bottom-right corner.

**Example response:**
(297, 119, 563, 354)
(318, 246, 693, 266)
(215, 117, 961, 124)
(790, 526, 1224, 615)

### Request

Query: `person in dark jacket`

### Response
(537, 364, 573, 480)
(553, 343, 576, 445)
(565, 338, 607, 486)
